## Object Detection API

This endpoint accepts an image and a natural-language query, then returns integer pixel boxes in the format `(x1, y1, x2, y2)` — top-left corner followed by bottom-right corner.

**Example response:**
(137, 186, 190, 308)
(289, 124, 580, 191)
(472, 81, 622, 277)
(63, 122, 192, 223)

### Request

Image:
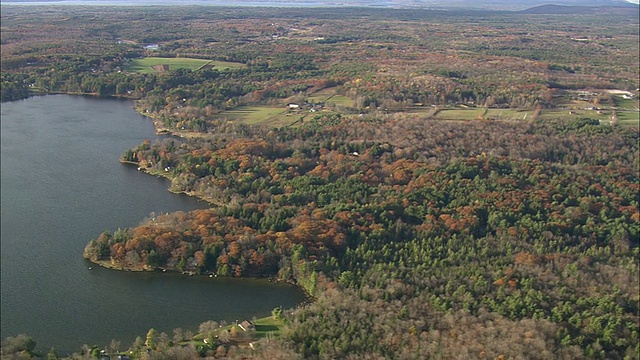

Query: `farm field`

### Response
(252, 316, 285, 338)
(399, 105, 631, 125)
(613, 96, 640, 110)
(402, 107, 534, 121)
(221, 105, 299, 127)
(306, 88, 355, 108)
(616, 110, 640, 126)
(125, 57, 246, 74)
(325, 94, 354, 107)
(305, 88, 335, 103)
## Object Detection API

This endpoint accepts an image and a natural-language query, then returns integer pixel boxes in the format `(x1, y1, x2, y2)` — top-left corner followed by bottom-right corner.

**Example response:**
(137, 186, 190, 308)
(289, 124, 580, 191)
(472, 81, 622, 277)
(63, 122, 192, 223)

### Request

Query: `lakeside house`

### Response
(239, 320, 255, 331)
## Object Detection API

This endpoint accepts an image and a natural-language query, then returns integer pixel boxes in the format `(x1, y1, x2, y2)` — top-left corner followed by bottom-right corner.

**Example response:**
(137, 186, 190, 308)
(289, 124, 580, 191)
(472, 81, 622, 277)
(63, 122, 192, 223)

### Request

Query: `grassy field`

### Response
(252, 316, 286, 338)
(222, 105, 300, 127)
(184, 315, 286, 352)
(326, 94, 354, 107)
(539, 109, 610, 122)
(612, 96, 640, 127)
(306, 88, 335, 103)
(616, 110, 640, 126)
(306, 88, 355, 108)
(399, 105, 634, 125)
(125, 57, 246, 74)
(432, 108, 484, 120)
(483, 109, 533, 121)
(402, 107, 532, 121)
(613, 96, 640, 110)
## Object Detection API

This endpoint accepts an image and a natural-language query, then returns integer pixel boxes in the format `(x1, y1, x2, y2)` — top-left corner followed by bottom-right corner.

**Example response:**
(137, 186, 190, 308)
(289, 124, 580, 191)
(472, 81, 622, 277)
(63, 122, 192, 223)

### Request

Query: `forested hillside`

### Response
(80, 116, 639, 359)
(1, 5, 638, 360)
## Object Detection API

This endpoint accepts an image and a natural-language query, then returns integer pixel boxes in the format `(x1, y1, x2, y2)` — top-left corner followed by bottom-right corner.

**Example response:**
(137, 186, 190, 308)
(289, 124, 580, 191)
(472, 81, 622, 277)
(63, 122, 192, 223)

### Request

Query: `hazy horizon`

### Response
(2, 0, 638, 9)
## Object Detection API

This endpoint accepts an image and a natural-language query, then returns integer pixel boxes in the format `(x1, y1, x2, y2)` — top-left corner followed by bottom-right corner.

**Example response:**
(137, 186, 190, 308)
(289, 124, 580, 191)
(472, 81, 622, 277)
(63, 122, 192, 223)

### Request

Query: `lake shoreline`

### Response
(87, 257, 316, 303)
(3, 94, 303, 353)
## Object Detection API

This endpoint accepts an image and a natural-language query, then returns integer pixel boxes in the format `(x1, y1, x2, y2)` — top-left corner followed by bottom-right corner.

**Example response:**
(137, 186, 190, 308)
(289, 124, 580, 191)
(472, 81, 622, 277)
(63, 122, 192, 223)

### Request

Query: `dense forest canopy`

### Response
(1, 4, 638, 360)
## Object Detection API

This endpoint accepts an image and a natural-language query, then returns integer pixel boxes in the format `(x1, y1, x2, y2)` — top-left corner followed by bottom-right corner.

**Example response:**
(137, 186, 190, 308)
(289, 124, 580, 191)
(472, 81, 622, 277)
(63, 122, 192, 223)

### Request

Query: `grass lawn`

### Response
(253, 317, 286, 338)
(306, 88, 335, 103)
(434, 108, 486, 120)
(538, 109, 610, 122)
(306, 88, 355, 108)
(613, 96, 640, 110)
(484, 109, 533, 121)
(190, 316, 286, 343)
(326, 94, 354, 107)
(616, 110, 640, 127)
(125, 57, 245, 74)
(222, 105, 300, 127)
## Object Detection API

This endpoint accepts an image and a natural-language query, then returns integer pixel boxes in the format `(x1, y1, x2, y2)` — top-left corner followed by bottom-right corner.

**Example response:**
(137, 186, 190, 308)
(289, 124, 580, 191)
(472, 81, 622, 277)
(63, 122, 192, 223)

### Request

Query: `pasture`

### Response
(306, 88, 355, 108)
(404, 107, 534, 121)
(222, 105, 300, 127)
(125, 57, 246, 74)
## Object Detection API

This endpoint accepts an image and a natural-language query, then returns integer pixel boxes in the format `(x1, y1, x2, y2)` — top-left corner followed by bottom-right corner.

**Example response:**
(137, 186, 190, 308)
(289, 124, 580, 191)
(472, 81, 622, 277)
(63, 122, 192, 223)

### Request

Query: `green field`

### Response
(306, 88, 335, 103)
(401, 105, 632, 126)
(195, 316, 285, 338)
(125, 57, 246, 74)
(222, 105, 300, 127)
(539, 109, 610, 122)
(252, 316, 285, 338)
(403, 107, 533, 121)
(326, 94, 354, 107)
(613, 96, 640, 110)
(616, 110, 640, 126)
(433, 108, 485, 120)
(306, 88, 355, 108)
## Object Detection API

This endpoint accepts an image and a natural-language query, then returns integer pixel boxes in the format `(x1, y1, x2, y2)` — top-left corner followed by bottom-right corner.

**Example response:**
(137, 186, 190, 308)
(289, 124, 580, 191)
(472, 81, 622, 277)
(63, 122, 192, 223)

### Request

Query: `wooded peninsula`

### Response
(1, 4, 638, 359)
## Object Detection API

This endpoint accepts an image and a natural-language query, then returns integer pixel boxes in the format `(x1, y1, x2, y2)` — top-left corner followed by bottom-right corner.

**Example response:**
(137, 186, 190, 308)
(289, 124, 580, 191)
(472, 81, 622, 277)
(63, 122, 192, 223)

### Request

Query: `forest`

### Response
(1, 4, 638, 360)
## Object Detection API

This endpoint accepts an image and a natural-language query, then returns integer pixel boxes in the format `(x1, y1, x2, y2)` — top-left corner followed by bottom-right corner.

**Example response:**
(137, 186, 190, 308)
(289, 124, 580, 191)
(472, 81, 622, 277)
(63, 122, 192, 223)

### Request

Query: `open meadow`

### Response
(126, 57, 246, 74)
(221, 105, 298, 127)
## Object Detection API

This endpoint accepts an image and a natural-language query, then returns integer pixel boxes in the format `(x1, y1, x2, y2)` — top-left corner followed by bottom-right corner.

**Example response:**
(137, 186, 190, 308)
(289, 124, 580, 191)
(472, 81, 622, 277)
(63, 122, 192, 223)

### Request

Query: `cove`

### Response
(0, 95, 306, 353)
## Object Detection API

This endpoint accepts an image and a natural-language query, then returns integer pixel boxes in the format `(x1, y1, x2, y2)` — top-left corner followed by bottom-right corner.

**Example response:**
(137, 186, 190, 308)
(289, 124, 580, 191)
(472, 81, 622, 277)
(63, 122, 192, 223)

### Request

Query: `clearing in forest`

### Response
(222, 105, 299, 127)
(126, 57, 246, 74)
(306, 88, 355, 108)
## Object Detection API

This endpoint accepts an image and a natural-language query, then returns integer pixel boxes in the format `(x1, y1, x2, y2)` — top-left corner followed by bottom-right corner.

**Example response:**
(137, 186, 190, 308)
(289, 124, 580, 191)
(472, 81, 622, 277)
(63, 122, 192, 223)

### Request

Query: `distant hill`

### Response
(2, 0, 638, 10)
(411, 0, 639, 10)
(518, 3, 638, 13)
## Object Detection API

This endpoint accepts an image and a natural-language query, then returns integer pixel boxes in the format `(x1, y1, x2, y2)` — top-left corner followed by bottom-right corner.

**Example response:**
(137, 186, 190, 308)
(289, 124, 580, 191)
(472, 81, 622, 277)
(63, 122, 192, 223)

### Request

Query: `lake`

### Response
(0, 95, 306, 353)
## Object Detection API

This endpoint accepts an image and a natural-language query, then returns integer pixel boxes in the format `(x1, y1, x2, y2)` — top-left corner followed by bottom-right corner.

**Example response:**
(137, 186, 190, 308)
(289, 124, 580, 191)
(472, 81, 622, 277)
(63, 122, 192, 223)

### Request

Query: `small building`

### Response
(239, 320, 255, 331)
(288, 104, 300, 110)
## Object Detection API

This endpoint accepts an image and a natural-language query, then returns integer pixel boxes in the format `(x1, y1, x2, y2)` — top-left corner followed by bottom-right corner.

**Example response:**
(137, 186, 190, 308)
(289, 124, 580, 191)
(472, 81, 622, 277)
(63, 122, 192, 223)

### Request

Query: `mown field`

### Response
(218, 88, 354, 127)
(385, 94, 639, 127)
(125, 57, 246, 74)
(219, 101, 637, 128)
(222, 105, 298, 127)
(307, 88, 354, 107)
(613, 96, 640, 126)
